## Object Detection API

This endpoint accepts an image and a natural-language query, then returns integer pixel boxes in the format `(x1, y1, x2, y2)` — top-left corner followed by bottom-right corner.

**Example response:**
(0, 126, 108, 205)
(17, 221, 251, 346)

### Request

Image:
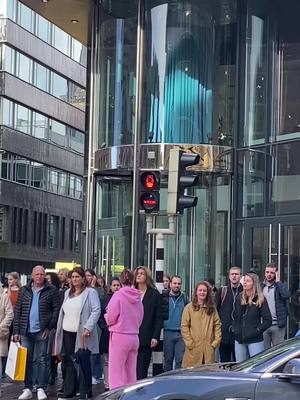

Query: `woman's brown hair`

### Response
(241, 272, 264, 307)
(69, 267, 86, 297)
(133, 266, 155, 289)
(192, 281, 216, 315)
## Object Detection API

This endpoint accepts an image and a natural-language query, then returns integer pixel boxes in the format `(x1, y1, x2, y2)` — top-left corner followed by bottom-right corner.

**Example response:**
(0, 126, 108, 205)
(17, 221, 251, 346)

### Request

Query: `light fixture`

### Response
(71, 19, 79, 24)
(42, 0, 49, 3)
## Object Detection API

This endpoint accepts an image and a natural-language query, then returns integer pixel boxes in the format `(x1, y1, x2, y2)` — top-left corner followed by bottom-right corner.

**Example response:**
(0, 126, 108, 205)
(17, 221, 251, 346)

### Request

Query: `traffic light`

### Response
(167, 149, 200, 214)
(140, 171, 160, 213)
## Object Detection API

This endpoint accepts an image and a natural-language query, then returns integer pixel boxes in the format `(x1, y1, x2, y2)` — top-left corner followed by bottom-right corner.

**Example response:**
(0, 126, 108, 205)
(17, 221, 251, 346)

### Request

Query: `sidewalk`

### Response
(2, 376, 106, 400)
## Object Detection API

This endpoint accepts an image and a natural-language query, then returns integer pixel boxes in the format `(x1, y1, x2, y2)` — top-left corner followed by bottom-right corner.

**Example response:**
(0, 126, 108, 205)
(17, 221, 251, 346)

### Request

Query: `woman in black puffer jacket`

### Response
(233, 272, 272, 362)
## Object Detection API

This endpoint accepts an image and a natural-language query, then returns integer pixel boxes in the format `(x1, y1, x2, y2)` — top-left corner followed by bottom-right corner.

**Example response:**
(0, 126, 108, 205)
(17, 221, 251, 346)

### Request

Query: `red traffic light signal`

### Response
(140, 172, 160, 213)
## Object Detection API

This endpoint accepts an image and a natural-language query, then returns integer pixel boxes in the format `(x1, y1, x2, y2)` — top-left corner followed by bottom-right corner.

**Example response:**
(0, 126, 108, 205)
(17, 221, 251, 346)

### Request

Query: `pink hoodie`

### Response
(105, 286, 144, 334)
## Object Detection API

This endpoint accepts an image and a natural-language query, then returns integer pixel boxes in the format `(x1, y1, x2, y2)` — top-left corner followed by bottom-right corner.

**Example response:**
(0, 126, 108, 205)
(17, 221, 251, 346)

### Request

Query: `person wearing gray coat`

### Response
(55, 267, 101, 399)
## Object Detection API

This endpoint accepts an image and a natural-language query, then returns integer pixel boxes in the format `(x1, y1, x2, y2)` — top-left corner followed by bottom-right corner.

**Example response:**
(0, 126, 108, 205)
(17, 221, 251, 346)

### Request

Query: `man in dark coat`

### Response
(215, 266, 243, 362)
(13, 265, 60, 400)
(262, 263, 290, 348)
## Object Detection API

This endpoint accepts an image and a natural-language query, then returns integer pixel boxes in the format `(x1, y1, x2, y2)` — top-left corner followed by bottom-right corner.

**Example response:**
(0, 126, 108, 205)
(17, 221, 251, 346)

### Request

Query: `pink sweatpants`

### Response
(108, 332, 139, 389)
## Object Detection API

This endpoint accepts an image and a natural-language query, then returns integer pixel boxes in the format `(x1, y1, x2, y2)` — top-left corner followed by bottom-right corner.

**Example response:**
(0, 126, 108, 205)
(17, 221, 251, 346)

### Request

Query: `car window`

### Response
(231, 338, 300, 372)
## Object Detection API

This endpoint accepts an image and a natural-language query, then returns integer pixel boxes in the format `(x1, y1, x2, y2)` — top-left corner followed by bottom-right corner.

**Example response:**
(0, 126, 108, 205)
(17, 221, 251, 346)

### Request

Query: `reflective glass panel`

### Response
(96, 5, 137, 147)
(0, 0, 16, 19)
(237, 149, 265, 217)
(15, 104, 31, 134)
(0, 152, 11, 180)
(270, 142, 300, 215)
(13, 156, 29, 185)
(1, 44, 15, 74)
(33, 112, 48, 139)
(72, 40, 87, 65)
(243, 0, 268, 146)
(58, 172, 67, 195)
(34, 63, 49, 92)
(50, 120, 66, 146)
(53, 26, 70, 56)
(36, 14, 50, 43)
(142, 1, 237, 144)
(277, 3, 300, 141)
(18, 2, 34, 33)
(1, 98, 13, 127)
(49, 170, 59, 193)
(69, 82, 86, 110)
(70, 129, 84, 154)
(49, 215, 59, 248)
(31, 162, 46, 189)
(51, 72, 68, 101)
(16, 53, 32, 83)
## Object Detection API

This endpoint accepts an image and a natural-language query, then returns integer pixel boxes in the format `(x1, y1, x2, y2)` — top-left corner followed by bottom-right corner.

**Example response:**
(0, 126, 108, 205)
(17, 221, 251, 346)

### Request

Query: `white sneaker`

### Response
(18, 389, 33, 400)
(37, 388, 47, 400)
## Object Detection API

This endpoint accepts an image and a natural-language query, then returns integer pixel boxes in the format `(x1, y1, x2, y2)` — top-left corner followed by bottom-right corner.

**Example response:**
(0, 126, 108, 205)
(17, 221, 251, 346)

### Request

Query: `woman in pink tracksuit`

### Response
(105, 269, 144, 389)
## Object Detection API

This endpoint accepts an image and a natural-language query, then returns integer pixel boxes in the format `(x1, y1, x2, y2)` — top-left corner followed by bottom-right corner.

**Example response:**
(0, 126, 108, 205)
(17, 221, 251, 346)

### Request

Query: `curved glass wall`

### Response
(96, 0, 237, 147)
(142, 0, 237, 145)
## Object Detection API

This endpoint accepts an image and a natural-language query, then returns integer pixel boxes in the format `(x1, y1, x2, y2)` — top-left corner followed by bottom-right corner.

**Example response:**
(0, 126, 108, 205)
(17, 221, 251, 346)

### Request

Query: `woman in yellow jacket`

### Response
(181, 281, 222, 367)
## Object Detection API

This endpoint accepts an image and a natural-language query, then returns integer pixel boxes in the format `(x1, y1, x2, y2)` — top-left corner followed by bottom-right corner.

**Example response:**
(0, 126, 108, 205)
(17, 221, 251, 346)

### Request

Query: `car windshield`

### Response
(231, 337, 300, 372)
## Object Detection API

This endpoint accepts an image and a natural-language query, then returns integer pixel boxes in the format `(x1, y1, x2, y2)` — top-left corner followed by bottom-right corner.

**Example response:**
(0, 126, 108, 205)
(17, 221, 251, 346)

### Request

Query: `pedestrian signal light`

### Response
(140, 172, 160, 213)
(167, 149, 200, 214)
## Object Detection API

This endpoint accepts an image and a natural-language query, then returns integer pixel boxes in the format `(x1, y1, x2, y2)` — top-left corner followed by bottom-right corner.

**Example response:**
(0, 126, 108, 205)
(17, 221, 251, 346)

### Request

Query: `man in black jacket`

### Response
(13, 265, 60, 400)
(262, 263, 290, 348)
(216, 266, 243, 362)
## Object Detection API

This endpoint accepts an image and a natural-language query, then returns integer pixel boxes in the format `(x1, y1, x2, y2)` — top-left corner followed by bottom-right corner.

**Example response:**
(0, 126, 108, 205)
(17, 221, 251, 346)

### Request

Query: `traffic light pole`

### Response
(146, 214, 176, 376)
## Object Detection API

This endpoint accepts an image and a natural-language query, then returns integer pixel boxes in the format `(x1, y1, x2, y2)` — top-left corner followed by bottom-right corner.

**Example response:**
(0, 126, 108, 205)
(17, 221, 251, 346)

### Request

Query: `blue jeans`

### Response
(91, 353, 102, 380)
(235, 340, 265, 362)
(21, 332, 49, 390)
(163, 330, 185, 371)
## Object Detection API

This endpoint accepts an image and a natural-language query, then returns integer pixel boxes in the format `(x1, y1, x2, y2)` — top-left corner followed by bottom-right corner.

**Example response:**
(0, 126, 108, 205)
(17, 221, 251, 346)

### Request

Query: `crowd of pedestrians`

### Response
(0, 262, 292, 398)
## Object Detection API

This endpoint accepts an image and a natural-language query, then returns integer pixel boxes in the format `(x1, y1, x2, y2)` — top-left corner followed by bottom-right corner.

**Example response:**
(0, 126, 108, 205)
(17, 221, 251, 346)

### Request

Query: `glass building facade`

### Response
(20, 0, 300, 335)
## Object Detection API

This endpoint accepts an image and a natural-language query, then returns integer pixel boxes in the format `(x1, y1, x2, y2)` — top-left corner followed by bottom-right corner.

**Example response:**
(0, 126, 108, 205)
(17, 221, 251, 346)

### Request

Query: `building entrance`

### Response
(244, 217, 300, 337)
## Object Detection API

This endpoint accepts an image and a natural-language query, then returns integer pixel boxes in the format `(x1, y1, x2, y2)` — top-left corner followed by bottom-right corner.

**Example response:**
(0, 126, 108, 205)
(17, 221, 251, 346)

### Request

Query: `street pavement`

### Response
(2, 376, 106, 400)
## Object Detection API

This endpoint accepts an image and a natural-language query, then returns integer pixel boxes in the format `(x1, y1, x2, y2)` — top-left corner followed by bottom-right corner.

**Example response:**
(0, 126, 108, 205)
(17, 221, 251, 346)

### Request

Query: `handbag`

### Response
(5, 341, 27, 381)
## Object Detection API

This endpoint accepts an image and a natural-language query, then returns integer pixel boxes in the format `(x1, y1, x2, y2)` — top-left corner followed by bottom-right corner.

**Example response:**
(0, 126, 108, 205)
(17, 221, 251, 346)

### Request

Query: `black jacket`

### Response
(99, 292, 113, 354)
(216, 284, 243, 344)
(13, 281, 60, 336)
(233, 294, 272, 344)
(261, 281, 290, 328)
(139, 287, 163, 347)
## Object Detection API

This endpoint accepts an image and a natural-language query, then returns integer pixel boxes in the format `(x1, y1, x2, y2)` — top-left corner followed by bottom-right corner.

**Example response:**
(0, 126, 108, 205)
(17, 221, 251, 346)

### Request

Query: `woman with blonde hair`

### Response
(133, 266, 163, 380)
(181, 281, 221, 367)
(233, 272, 272, 362)
(6, 272, 21, 309)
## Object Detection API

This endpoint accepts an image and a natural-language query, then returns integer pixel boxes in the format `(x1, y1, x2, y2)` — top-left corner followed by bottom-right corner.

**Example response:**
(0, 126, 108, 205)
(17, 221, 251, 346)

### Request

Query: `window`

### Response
(1, 98, 14, 127)
(0, 0, 16, 20)
(58, 172, 67, 195)
(31, 162, 46, 189)
(15, 104, 31, 134)
(0, 152, 11, 179)
(12, 207, 17, 243)
(35, 14, 50, 43)
(74, 177, 83, 199)
(18, 2, 34, 33)
(69, 176, 75, 198)
(74, 220, 81, 252)
(70, 129, 85, 154)
(13, 157, 29, 185)
(0, 206, 7, 241)
(61, 217, 65, 249)
(49, 170, 59, 193)
(1, 45, 15, 74)
(72, 39, 87, 65)
(50, 120, 66, 146)
(51, 72, 68, 101)
(49, 215, 59, 249)
(52, 26, 70, 56)
(16, 52, 33, 83)
(68, 82, 86, 110)
(32, 112, 48, 139)
(34, 63, 49, 92)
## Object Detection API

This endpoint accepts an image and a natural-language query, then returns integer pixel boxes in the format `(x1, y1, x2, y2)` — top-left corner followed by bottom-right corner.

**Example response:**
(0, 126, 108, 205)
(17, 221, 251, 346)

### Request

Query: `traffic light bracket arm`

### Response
(146, 214, 176, 236)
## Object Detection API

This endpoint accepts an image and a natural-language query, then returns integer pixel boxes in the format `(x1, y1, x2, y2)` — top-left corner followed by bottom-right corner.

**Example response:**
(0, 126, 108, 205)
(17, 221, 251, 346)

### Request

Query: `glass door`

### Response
(245, 218, 300, 337)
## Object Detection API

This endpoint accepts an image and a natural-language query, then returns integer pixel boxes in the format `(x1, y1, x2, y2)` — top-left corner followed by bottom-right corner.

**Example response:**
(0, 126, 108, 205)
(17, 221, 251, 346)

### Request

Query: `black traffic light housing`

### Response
(139, 171, 160, 213)
(167, 149, 200, 214)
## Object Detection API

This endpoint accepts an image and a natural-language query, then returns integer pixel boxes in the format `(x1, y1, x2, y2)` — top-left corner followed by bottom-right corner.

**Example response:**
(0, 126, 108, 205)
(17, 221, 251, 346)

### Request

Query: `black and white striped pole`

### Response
(152, 233, 164, 376)
(146, 216, 176, 376)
